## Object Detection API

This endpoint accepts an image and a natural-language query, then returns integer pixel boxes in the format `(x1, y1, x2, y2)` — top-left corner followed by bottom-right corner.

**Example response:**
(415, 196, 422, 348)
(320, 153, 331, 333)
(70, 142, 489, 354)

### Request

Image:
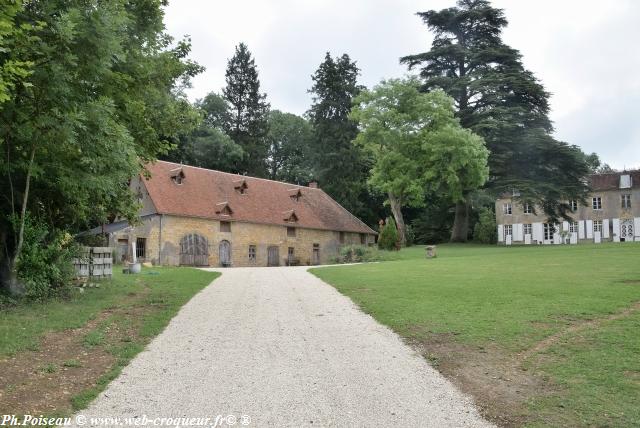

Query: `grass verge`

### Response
(0, 267, 219, 416)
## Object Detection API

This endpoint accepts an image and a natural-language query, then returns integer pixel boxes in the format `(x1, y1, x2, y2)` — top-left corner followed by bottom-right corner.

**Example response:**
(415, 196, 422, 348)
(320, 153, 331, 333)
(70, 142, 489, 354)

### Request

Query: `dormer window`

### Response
(283, 210, 298, 223)
(170, 168, 185, 185)
(215, 202, 233, 216)
(620, 174, 632, 189)
(234, 179, 248, 194)
(288, 188, 303, 202)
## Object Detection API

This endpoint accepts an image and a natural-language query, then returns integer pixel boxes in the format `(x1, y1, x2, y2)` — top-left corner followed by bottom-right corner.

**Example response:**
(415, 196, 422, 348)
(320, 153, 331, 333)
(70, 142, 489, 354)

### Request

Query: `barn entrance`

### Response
(179, 234, 209, 266)
(219, 240, 231, 266)
(267, 246, 279, 266)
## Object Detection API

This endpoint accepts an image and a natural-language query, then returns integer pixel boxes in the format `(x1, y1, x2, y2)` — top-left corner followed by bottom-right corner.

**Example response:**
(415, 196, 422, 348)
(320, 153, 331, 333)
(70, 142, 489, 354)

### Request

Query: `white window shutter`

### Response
(578, 221, 585, 239)
(533, 222, 542, 242)
(634, 218, 640, 237)
(612, 218, 620, 242)
(562, 221, 569, 232)
(514, 223, 523, 241)
(498, 224, 503, 242)
(586, 220, 593, 239)
(602, 219, 610, 239)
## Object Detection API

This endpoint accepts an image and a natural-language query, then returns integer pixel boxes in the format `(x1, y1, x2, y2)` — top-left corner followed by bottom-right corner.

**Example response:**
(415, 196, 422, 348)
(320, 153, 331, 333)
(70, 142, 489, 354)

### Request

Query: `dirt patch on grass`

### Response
(0, 291, 151, 416)
(518, 301, 640, 361)
(409, 302, 640, 427)
(410, 332, 554, 427)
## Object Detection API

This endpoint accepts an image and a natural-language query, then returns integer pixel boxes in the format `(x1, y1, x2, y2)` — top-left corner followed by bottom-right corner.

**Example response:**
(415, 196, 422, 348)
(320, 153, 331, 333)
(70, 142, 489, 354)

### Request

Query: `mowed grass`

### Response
(311, 243, 640, 427)
(0, 267, 219, 357)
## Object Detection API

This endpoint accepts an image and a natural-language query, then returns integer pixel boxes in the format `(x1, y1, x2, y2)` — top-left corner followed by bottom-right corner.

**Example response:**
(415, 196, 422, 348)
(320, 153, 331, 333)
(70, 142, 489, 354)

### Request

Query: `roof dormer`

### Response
(620, 174, 632, 189)
(215, 202, 233, 216)
(283, 210, 298, 223)
(234, 179, 248, 194)
(288, 188, 303, 201)
(170, 166, 185, 185)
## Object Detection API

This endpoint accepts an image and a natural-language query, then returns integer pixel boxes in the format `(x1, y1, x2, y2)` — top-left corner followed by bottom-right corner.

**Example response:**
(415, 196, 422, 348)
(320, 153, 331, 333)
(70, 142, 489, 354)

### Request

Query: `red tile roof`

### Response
(142, 161, 376, 234)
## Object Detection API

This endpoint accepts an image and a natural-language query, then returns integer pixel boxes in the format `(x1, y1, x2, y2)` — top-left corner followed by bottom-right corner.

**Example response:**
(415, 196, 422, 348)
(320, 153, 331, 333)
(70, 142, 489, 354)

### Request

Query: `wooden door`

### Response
(219, 240, 231, 266)
(267, 246, 279, 266)
(179, 234, 209, 266)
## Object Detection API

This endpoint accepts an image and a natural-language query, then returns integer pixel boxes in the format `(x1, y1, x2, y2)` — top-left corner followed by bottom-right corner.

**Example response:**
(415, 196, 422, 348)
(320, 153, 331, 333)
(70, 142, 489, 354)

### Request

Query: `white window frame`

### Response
(569, 200, 578, 211)
(592, 197, 602, 210)
(523, 202, 532, 214)
(543, 223, 554, 241)
(622, 194, 631, 209)
(503, 203, 512, 215)
(593, 220, 603, 233)
(504, 224, 513, 236)
(523, 224, 532, 235)
(569, 221, 578, 233)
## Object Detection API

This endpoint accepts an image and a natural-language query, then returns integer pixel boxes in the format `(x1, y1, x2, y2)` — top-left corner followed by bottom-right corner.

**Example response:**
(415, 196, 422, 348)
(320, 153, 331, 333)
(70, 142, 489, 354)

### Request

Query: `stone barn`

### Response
(88, 161, 377, 267)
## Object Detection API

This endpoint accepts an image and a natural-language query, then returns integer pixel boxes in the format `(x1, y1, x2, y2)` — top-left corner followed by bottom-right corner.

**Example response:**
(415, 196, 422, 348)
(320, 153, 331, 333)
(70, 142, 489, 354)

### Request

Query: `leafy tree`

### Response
(473, 207, 497, 244)
(222, 43, 270, 177)
(0, 0, 34, 104)
(307, 52, 372, 220)
(266, 110, 313, 183)
(378, 217, 399, 251)
(584, 152, 613, 173)
(351, 78, 488, 246)
(164, 93, 244, 171)
(401, 0, 590, 241)
(0, 0, 201, 295)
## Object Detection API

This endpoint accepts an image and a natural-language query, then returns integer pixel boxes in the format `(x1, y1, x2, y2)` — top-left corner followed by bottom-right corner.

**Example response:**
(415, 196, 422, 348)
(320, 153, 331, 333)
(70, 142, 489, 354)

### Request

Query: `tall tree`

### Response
(307, 52, 372, 220)
(164, 93, 243, 172)
(222, 43, 270, 177)
(266, 110, 313, 183)
(401, 0, 590, 241)
(0, 0, 201, 294)
(351, 78, 488, 245)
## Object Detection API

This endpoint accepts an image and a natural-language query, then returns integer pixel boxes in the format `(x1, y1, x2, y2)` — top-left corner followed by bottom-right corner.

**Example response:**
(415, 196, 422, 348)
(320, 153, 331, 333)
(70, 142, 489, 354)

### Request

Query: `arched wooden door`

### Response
(179, 234, 209, 266)
(219, 240, 231, 266)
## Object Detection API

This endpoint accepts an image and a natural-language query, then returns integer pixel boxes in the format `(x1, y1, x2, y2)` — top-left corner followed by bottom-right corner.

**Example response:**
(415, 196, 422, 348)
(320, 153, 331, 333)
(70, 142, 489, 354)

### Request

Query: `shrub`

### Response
(473, 207, 497, 244)
(378, 217, 399, 250)
(336, 245, 380, 263)
(15, 216, 78, 301)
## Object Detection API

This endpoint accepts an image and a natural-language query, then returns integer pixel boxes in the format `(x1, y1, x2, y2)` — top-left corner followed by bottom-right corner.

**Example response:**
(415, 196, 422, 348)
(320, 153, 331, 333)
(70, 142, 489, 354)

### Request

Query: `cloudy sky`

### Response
(164, 0, 640, 169)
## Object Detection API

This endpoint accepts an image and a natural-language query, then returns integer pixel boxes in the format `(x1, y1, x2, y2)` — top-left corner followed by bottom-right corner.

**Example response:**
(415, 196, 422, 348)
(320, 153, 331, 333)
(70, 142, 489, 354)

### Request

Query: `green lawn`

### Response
(0, 267, 219, 414)
(311, 243, 640, 427)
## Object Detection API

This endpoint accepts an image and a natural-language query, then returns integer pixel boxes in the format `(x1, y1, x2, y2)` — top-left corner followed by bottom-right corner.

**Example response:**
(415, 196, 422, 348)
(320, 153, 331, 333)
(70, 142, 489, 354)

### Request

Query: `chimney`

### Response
(308, 181, 318, 189)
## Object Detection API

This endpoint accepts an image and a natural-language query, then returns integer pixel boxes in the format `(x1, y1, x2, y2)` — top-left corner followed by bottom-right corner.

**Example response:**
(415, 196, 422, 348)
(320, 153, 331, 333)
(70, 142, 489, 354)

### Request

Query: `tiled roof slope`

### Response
(141, 161, 376, 235)
(589, 170, 640, 191)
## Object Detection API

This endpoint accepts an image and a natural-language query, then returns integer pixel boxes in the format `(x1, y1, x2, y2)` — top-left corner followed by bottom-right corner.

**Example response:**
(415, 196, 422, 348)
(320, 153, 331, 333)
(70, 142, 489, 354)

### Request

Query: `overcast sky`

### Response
(164, 0, 640, 170)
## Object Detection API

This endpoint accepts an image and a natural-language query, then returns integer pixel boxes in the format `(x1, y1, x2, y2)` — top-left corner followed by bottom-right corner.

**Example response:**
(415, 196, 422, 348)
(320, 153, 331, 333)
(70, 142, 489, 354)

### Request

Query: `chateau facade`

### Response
(495, 171, 640, 245)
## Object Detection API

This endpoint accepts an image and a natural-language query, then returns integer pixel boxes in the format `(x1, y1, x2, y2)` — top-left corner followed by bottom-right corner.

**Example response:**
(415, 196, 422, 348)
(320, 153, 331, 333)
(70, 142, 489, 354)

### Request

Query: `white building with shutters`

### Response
(495, 170, 640, 245)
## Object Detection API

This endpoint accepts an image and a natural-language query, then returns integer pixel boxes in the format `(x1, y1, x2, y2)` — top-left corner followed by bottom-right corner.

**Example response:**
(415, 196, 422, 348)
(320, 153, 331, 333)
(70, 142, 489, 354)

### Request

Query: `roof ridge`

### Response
(154, 160, 322, 190)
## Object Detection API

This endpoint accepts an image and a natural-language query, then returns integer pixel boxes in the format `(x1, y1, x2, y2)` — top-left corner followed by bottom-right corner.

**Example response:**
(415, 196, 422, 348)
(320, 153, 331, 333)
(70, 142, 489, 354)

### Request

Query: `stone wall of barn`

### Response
(110, 214, 376, 267)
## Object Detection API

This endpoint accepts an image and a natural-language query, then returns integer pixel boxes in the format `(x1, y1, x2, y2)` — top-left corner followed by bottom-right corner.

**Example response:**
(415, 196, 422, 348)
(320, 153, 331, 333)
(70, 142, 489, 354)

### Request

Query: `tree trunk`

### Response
(450, 198, 470, 243)
(388, 192, 406, 247)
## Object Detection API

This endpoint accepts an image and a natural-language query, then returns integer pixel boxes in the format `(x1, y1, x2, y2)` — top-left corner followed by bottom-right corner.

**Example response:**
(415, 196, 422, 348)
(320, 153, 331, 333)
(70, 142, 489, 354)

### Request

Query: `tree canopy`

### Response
(401, 0, 590, 240)
(266, 110, 313, 184)
(222, 43, 270, 177)
(307, 52, 374, 222)
(0, 0, 202, 294)
(351, 78, 488, 245)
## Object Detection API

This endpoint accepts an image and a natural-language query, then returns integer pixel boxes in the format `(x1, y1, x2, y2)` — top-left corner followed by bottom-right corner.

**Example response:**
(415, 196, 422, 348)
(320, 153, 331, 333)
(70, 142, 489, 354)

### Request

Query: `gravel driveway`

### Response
(74, 267, 491, 427)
